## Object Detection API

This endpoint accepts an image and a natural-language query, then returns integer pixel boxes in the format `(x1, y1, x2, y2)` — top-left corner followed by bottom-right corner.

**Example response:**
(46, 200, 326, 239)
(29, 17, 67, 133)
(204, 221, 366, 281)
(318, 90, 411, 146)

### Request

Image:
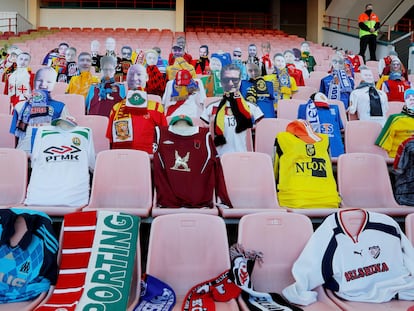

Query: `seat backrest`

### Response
(53, 94, 86, 118)
(146, 213, 230, 296)
(328, 99, 348, 129)
(0, 148, 27, 206)
(147, 93, 162, 103)
(405, 213, 414, 246)
(344, 120, 389, 158)
(75, 115, 110, 154)
(50, 81, 69, 96)
(237, 212, 313, 293)
(291, 85, 317, 100)
(88, 149, 152, 209)
(277, 99, 304, 120)
(0, 94, 11, 114)
(254, 118, 291, 158)
(220, 152, 280, 209)
(0, 114, 15, 148)
(203, 96, 221, 109)
(337, 152, 398, 208)
(386, 101, 404, 117)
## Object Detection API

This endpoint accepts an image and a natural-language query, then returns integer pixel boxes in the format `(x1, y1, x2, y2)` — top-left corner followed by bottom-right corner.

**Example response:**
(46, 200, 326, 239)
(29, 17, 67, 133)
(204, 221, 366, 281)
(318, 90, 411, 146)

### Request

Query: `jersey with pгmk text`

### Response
(153, 126, 231, 208)
(282, 210, 414, 305)
(0, 208, 58, 303)
(25, 125, 95, 206)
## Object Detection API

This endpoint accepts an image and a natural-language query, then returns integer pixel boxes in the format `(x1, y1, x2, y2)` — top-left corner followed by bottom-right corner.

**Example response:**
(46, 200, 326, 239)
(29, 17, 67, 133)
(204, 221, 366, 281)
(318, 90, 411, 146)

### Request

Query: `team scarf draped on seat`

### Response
(327, 69, 353, 100)
(213, 92, 252, 146)
(229, 244, 304, 311)
(355, 81, 383, 116)
(35, 210, 140, 311)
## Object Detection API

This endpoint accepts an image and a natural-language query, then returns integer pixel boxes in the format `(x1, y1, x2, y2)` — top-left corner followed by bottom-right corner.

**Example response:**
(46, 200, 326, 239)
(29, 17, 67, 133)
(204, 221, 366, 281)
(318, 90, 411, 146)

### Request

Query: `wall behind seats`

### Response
(39, 8, 175, 30)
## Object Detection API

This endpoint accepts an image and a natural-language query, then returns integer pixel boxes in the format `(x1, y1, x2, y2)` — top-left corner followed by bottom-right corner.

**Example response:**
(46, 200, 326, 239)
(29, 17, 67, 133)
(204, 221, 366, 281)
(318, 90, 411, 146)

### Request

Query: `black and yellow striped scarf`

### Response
(214, 92, 252, 146)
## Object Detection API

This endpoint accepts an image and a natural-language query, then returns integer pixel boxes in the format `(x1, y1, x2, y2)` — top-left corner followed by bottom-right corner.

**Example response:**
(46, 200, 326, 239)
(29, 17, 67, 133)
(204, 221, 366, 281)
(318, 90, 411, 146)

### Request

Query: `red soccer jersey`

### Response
(153, 126, 231, 208)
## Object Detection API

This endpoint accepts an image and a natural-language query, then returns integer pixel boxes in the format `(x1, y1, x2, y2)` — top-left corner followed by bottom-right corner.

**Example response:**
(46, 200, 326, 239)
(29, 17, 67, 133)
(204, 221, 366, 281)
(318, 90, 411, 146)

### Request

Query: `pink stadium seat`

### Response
(50, 81, 69, 96)
(291, 85, 318, 100)
(405, 213, 414, 245)
(386, 100, 404, 117)
(277, 99, 304, 120)
(325, 209, 414, 311)
(83, 149, 153, 217)
(146, 213, 239, 310)
(0, 148, 27, 208)
(0, 81, 5, 94)
(75, 115, 110, 155)
(204, 96, 221, 108)
(0, 94, 10, 114)
(337, 153, 414, 216)
(344, 120, 393, 164)
(237, 212, 340, 310)
(53, 94, 86, 119)
(327, 99, 348, 129)
(218, 152, 284, 218)
(0, 114, 15, 148)
(254, 117, 291, 158)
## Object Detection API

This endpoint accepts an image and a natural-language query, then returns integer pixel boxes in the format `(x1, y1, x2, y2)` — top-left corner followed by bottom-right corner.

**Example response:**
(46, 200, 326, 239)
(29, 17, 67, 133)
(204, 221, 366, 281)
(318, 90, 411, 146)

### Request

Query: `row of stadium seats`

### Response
(1, 209, 414, 310)
(0, 147, 413, 219)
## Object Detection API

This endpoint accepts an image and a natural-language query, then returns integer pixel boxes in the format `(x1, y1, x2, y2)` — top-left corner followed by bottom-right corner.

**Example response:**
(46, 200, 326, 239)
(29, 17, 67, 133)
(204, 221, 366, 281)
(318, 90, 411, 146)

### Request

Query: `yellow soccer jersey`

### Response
(375, 113, 414, 158)
(274, 132, 341, 208)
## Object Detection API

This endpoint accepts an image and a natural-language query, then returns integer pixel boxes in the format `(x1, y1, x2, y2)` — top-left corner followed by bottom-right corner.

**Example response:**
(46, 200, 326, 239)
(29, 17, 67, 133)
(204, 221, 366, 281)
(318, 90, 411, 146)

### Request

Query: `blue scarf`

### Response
(15, 90, 52, 139)
(327, 69, 353, 100)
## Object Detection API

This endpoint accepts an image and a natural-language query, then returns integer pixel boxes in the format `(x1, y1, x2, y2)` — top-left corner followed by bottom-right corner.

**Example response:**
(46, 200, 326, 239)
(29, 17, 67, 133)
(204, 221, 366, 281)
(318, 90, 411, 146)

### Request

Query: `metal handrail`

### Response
(323, 15, 391, 41)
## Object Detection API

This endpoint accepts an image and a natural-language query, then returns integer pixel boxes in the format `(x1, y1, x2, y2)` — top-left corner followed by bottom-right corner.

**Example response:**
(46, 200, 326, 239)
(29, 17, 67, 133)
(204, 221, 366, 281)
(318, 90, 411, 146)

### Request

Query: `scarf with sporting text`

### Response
(35, 210, 140, 311)
(214, 92, 252, 146)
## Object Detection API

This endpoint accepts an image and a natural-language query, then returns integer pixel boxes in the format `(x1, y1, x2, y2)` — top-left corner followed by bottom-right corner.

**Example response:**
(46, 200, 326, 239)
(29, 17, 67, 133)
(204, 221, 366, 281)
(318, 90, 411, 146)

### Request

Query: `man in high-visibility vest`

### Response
(358, 3, 380, 63)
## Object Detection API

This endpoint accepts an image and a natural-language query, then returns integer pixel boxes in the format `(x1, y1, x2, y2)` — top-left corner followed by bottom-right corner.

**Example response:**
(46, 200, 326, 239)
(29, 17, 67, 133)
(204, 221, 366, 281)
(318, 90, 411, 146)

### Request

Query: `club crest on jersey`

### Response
(171, 150, 191, 172)
(306, 144, 316, 156)
(72, 137, 81, 146)
(19, 261, 30, 274)
(369, 246, 380, 259)
(43, 145, 81, 162)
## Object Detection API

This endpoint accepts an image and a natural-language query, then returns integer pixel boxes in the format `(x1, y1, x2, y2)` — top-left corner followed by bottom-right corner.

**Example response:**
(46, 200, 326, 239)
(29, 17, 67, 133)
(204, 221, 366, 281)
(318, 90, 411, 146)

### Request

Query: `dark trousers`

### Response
(359, 34, 377, 62)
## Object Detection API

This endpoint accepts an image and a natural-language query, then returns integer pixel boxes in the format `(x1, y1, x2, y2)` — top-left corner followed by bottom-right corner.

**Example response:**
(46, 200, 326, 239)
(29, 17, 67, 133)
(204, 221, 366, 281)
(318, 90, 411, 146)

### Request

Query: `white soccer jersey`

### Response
(162, 79, 207, 118)
(200, 98, 263, 156)
(283, 209, 414, 305)
(348, 87, 389, 127)
(25, 125, 95, 206)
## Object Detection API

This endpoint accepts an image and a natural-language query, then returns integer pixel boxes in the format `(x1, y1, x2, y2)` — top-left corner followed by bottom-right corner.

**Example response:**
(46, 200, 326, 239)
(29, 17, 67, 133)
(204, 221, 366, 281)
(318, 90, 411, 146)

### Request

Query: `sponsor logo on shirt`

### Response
(43, 145, 81, 162)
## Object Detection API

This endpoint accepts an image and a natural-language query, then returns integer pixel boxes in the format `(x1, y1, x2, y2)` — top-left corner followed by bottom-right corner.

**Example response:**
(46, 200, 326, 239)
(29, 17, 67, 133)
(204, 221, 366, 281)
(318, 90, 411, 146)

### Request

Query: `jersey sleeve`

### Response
(250, 102, 264, 123)
(200, 104, 213, 124)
